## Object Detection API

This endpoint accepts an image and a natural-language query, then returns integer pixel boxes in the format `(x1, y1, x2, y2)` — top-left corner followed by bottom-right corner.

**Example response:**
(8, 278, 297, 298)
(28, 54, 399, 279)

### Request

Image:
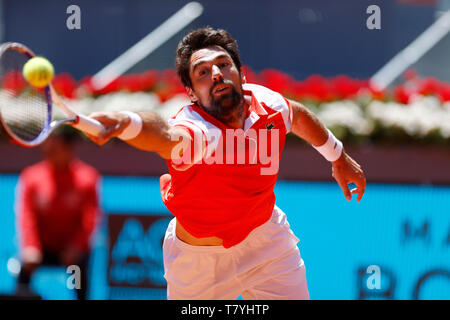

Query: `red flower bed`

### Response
(52, 73, 77, 99)
(255, 69, 374, 102)
(11, 66, 449, 105)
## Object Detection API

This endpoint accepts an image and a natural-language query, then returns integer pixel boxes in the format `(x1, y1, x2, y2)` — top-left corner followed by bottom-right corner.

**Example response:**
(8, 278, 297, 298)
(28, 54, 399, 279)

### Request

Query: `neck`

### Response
(220, 95, 251, 129)
(226, 106, 246, 129)
(49, 159, 72, 170)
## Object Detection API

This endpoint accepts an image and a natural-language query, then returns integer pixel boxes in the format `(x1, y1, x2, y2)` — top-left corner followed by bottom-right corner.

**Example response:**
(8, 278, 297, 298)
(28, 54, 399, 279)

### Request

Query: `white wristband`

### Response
(313, 129, 343, 162)
(118, 111, 143, 140)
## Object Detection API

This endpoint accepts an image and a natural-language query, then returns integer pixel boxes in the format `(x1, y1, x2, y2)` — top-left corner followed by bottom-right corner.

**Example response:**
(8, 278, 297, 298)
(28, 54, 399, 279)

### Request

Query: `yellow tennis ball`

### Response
(22, 56, 54, 88)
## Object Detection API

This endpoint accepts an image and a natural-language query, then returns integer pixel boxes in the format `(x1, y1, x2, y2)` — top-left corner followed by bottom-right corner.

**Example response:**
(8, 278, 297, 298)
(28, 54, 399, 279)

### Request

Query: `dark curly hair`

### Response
(175, 27, 242, 88)
(50, 126, 78, 146)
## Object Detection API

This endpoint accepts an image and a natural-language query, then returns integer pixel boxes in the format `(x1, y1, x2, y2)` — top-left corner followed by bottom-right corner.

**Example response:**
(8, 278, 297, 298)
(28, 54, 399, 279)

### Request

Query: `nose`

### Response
(211, 65, 223, 82)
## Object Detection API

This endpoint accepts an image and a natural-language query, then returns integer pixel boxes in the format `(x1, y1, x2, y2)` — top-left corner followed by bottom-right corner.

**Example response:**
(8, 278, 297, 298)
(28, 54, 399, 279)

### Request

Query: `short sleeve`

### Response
(168, 118, 205, 171)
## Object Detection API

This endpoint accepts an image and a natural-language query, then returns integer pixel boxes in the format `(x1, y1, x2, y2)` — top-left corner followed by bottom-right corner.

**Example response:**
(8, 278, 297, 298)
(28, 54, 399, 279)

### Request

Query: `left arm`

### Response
(288, 98, 366, 202)
(62, 174, 101, 265)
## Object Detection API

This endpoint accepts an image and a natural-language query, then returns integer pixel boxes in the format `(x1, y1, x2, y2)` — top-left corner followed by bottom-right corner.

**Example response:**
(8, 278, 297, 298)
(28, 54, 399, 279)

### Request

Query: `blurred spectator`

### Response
(14, 128, 101, 300)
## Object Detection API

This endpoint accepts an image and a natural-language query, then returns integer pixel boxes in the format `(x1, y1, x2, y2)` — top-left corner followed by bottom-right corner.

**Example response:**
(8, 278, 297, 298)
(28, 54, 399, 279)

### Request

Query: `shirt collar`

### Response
(243, 89, 268, 116)
(242, 89, 268, 132)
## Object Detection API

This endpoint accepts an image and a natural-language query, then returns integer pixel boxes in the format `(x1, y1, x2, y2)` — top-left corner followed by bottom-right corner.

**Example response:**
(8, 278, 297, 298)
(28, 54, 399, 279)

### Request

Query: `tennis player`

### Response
(85, 27, 366, 299)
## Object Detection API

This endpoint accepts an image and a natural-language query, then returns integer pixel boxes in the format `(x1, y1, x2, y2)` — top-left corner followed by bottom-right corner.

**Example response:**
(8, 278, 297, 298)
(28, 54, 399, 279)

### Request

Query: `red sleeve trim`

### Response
(284, 97, 293, 132)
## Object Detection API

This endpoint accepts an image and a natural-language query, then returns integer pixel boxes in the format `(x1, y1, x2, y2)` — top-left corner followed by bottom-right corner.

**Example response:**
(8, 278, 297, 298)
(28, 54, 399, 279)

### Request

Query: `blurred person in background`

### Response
(14, 128, 101, 300)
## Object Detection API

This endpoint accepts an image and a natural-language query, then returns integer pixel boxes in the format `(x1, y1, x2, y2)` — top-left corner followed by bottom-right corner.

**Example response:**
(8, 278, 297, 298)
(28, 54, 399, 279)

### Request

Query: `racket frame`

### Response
(0, 42, 102, 147)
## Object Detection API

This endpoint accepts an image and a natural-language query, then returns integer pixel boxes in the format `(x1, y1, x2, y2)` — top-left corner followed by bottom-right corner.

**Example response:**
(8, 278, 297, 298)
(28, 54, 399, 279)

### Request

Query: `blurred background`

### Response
(0, 0, 449, 299)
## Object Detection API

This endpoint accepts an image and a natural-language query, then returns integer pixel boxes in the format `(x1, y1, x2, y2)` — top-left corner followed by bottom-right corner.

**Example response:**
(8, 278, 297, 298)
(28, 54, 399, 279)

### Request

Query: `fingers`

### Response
(335, 177, 352, 201)
(82, 112, 130, 146)
(85, 125, 120, 145)
(339, 173, 366, 203)
(332, 152, 367, 203)
(351, 186, 364, 202)
(346, 171, 367, 203)
(84, 132, 109, 146)
(355, 176, 366, 202)
(339, 180, 366, 203)
(333, 166, 352, 201)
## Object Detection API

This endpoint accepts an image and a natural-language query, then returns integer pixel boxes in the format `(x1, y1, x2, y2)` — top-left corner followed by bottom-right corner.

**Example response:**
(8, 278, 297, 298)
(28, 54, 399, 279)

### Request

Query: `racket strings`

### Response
(0, 48, 50, 143)
(0, 89, 48, 141)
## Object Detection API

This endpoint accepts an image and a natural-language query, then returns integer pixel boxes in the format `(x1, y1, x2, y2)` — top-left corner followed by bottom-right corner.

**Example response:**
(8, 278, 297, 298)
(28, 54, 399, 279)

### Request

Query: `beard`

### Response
(199, 80, 244, 124)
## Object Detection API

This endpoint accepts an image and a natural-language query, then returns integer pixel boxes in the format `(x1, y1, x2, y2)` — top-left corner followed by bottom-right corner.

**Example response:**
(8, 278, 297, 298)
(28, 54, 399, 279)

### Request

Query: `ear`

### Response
(185, 86, 198, 103)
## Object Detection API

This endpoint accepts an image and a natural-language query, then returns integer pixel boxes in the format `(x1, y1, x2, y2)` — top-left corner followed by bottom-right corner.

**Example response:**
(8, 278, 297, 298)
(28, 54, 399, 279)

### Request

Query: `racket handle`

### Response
(73, 114, 105, 137)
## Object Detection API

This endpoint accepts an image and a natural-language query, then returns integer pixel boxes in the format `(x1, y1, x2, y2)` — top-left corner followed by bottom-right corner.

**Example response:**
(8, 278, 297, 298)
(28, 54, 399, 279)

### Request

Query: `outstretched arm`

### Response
(85, 111, 190, 160)
(288, 99, 366, 202)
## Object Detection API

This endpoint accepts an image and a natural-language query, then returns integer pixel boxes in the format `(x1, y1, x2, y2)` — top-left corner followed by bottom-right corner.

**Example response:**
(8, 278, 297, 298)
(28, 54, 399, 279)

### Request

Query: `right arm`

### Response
(16, 172, 43, 273)
(86, 111, 191, 160)
(289, 99, 366, 202)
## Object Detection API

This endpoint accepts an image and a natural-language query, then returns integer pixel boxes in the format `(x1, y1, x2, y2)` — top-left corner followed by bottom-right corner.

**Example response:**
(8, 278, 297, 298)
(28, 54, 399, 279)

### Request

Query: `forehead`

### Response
(189, 46, 232, 70)
(45, 134, 72, 146)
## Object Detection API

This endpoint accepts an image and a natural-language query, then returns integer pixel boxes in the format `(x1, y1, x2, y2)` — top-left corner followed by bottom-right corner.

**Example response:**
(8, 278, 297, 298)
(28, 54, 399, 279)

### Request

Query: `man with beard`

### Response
(85, 27, 366, 299)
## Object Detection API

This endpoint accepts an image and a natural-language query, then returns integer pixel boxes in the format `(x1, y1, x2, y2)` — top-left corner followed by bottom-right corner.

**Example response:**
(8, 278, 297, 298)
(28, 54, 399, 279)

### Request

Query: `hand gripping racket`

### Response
(0, 42, 104, 147)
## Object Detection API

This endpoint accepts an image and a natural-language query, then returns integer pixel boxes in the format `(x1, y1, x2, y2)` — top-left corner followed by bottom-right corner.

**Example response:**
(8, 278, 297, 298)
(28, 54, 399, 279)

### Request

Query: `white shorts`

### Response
(162, 205, 309, 300)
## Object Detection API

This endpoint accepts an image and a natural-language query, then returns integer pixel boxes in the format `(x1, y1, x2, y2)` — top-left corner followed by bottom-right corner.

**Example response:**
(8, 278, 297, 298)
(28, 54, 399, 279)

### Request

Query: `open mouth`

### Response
(213, 84, 231, 94)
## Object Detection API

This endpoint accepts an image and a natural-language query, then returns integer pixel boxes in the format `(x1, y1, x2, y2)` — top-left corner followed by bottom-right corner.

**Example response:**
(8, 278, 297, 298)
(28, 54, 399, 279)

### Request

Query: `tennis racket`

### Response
(0, 42, 104, 147)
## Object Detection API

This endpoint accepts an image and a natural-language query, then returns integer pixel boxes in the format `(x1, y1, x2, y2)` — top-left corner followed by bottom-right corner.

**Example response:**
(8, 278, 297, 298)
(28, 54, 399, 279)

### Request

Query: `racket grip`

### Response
(73, 114, 105, 137)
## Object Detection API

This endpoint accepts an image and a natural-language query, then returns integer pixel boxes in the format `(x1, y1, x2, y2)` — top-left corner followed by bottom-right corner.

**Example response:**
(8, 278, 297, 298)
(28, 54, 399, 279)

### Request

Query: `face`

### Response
(41, 136, 73, 168)
(187, 46, 246, 124)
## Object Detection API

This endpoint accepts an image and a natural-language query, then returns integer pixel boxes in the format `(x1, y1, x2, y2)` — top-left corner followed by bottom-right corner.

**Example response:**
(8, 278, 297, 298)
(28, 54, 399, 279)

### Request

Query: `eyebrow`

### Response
(191, 54, 231, 73)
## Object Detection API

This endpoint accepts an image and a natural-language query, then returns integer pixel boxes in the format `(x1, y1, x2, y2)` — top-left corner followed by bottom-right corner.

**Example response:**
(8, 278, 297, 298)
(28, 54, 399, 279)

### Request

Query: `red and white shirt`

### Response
(160, 83, 293, 248)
